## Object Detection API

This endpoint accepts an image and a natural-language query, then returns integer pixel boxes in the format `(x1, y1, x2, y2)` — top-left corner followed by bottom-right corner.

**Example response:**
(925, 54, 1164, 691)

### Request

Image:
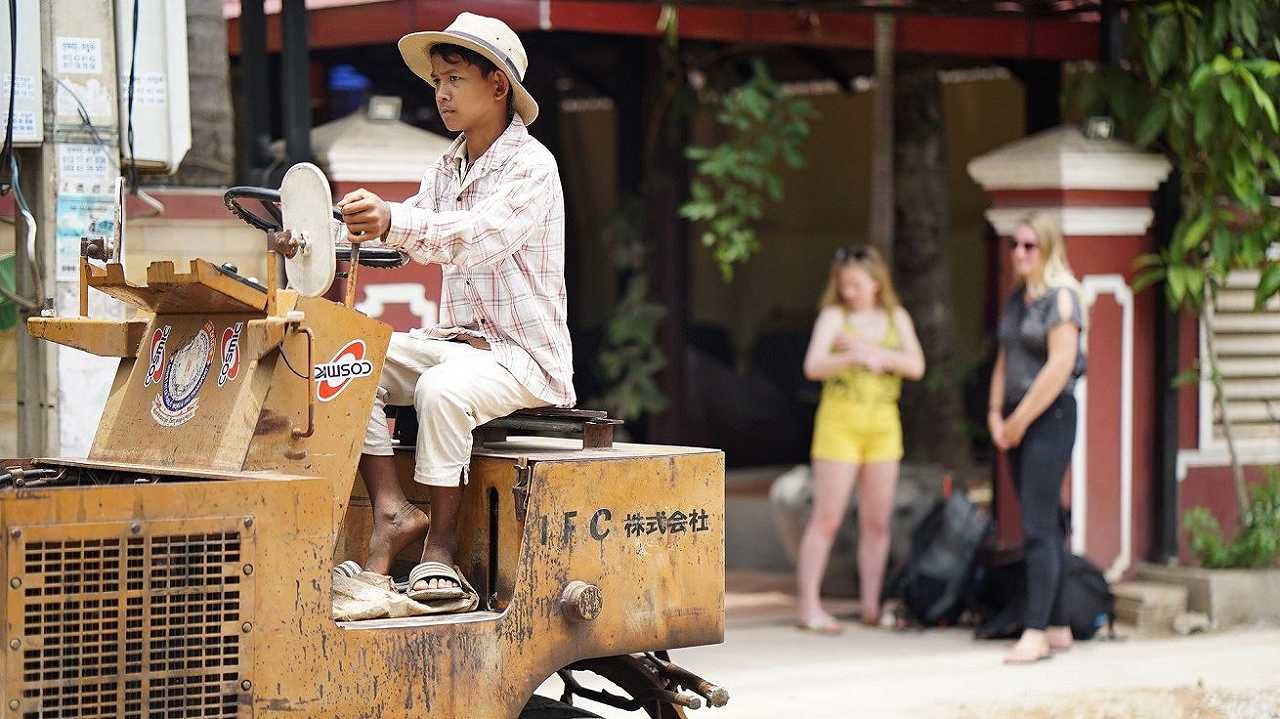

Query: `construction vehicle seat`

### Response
(390, 406, 623, 451)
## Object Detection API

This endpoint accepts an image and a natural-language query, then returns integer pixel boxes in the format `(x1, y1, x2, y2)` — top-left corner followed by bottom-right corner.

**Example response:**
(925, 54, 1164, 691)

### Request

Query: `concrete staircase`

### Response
(1110, 580, 1189, 636)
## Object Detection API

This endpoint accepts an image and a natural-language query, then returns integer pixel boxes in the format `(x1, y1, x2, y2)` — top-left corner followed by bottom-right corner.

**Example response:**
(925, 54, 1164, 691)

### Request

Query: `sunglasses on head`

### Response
(1008, 239, 1040, 252)
(834, 246, 870, 262)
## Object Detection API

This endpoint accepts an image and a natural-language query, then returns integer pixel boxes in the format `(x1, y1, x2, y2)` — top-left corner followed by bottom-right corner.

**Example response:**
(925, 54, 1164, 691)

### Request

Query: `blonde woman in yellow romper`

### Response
(797, 246, 925, 634)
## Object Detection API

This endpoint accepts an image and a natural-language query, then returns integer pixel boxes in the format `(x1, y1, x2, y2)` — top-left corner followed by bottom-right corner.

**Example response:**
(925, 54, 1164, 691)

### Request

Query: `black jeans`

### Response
(1006, 393, 1077, 631)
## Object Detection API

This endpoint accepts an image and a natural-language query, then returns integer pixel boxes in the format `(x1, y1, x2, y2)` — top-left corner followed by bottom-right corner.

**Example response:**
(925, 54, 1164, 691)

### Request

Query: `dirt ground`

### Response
(538, 571, 1280, 718)
(953, 685, 1280, 719)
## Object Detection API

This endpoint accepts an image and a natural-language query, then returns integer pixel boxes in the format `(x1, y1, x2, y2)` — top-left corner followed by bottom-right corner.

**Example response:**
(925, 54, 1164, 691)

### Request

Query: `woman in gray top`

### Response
(988, 212, 1086, 664)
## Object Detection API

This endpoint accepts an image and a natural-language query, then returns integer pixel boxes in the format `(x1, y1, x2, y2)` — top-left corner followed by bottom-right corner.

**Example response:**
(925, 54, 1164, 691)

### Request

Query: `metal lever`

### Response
(344, 241, 362, 308)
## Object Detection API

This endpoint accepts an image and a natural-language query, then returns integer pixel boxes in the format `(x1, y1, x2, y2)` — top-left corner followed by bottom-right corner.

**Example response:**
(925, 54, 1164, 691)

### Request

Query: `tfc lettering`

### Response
(546, 508, 711, 546)
(314, 360, 373, 380)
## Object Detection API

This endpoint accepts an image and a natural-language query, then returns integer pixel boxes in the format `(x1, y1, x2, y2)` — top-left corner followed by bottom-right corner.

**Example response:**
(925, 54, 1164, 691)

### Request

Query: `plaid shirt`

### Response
(380, 116, 575, 407)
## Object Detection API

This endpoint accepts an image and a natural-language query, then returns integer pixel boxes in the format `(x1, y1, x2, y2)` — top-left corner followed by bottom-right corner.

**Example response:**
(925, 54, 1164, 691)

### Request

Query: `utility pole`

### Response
(16, 0, 122, 456)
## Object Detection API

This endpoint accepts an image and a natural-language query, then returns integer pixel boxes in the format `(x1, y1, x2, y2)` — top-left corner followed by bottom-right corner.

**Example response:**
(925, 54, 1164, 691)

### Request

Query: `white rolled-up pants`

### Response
(363, 333, 542, 486)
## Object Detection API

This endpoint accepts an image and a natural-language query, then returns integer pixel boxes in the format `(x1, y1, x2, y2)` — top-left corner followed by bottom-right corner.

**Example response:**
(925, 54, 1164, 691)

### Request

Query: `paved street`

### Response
(544, 573, 1280, 719)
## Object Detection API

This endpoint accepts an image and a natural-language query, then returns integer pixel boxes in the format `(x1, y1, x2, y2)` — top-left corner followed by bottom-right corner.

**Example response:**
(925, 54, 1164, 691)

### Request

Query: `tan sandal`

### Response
(796, 618, 844, 636)
(405, 561, 467, 602)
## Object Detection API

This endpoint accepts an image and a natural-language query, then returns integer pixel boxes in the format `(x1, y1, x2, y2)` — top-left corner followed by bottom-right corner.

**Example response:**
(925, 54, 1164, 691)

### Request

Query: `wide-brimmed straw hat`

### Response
(398, 13, 538, 125)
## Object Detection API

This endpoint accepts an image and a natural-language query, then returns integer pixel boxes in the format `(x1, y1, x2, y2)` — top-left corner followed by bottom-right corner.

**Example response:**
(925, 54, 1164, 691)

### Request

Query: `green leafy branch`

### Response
(1184, 469, 1280, 568)
(1072, 1, 1280, 310)
(680, 59, 815, 281)
(592, 197, 668, 422)
(1072, 0, 1280, 522)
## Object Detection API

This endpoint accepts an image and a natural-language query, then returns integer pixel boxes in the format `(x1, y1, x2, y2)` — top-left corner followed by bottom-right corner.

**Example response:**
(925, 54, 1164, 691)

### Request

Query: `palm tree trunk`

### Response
(867, 14, 894, 259)
(892, 63, 976, 478)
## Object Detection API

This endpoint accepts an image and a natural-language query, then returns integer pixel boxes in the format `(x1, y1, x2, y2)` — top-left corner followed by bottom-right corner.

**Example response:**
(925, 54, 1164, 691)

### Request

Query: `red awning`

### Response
(225, 0, 1099, 61)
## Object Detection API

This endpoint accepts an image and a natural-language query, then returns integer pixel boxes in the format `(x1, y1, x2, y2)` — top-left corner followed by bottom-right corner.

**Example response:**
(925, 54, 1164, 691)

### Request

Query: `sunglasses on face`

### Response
(834, 246, 870, 262)
(1008, 239, 1040, 253)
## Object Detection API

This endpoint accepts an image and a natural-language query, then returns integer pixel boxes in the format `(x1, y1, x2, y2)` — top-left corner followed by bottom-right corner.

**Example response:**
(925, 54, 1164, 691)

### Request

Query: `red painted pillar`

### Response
(968, 126, 1171, 580)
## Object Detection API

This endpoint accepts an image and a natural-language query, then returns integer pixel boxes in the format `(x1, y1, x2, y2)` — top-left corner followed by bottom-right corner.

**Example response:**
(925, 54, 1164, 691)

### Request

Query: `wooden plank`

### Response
(1211, 400, 1280, 423)
(1215, 289, 1280, 312)
(1211, 422, 1280, 441)
(1217, 357, 1280, 377)
(485, 418, 596, 435)
(470, 436, 718, 462)
(512, 407, 609, 420)
(146, 259, 268, 312)
(25, 318, 149, 357)
(89, 259, 268, 313)
(1213, 314, 1280, 333)
(1215, 334, 1280, 355)
(86, 262, 164, 311)
(583, 421, 614, 449)
(1223, 378, 1280, 400)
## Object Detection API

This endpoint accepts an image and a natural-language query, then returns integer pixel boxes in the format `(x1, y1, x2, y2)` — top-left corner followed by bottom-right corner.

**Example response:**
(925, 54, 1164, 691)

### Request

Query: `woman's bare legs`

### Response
(855, 460, 899, 624)
(796, 459, 860, 628)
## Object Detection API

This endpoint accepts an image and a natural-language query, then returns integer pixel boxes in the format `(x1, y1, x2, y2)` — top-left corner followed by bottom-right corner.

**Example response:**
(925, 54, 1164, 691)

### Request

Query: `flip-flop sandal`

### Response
(795, 619, 844, 636)
(405, 561, 468, 601)
(333, 560, 363, 578)
(333, 561, 396, 591)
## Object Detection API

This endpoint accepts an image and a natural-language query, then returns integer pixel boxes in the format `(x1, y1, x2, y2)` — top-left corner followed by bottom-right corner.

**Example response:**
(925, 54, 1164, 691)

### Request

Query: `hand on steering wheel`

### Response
(223, 185, 408, 269)
(337, 188, 391, 242)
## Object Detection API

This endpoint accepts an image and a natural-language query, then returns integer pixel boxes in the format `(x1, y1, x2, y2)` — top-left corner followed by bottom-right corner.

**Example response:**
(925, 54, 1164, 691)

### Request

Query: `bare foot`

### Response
(366, 502, 430, 575)
(1047, 626, 1074, 652)
(411, 544, 461, 593)
(1004, 630, 1051, 664)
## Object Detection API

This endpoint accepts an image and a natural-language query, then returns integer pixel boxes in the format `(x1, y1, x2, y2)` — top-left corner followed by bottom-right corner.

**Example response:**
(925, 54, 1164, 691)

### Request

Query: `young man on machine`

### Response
(336, 13, 573, 600)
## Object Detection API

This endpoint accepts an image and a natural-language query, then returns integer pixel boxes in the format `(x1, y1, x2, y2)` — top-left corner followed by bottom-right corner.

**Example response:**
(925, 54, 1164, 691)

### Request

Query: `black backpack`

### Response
(1060, 554, 1116, 639)
(894, 493, 991, 626)
(974, 553, 1115, 640)
(972, 554, 1027, 640)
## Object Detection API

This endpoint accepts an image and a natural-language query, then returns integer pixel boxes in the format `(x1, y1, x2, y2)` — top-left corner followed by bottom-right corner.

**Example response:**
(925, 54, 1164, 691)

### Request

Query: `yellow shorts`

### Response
(811, 400, 903, 464)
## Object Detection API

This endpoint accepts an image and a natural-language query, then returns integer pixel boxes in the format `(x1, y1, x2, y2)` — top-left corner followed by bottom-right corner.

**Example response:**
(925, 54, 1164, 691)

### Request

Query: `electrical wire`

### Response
(0, 278, 36, 309)
(0, 0, 15, 178)
(1, 0, 40, 309)
(52, 77, 109, 149)
(278, 339, 311, 381)
(126, 0, 139, 191)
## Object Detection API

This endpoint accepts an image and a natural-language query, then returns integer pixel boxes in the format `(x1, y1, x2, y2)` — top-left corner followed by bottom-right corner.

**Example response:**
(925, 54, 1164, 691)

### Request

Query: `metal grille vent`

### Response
(7, 520, 254, 719)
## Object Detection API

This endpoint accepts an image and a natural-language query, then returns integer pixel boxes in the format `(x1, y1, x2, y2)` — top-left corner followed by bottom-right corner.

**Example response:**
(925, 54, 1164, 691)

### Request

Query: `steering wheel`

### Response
(223, 186, 409, 269)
